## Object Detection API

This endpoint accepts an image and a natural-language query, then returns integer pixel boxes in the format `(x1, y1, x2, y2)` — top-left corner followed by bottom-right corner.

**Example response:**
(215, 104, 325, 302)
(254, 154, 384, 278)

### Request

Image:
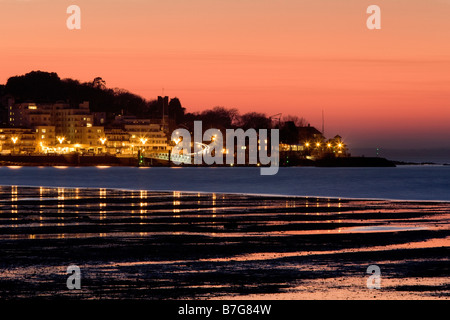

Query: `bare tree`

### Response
(238, 112, 272, 130)
(282, 115, 308, 127)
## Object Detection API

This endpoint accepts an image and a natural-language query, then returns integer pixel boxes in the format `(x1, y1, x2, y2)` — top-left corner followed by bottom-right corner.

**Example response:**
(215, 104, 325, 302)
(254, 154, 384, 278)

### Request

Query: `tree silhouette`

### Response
(197, 107, 239, 130)
(92, 77, 107, 90)
(282, 115, 308, 127)
(2, 71, 151, 116)
(238, 112, 272, 130)
(5, 71, 63, 102)
(1, 71, 311, 135)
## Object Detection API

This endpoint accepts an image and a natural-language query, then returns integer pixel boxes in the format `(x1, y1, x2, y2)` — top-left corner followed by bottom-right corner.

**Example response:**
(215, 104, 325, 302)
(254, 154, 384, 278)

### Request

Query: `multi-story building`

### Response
(3, 100, 169, 155)
(8, 102, 47, 128)
(79, 126, 105, 148)
(52, 102, 93, 142)
(6, 101, 105, 151)
(125, 122, 168, 154)
(28, 110, 53, 127)
(0, 128, 37, 154)
(35, 126, 56, 152)
(104, 127, 131, 155)
(114, 116, 169, 154)
(279, 123, 348, 159)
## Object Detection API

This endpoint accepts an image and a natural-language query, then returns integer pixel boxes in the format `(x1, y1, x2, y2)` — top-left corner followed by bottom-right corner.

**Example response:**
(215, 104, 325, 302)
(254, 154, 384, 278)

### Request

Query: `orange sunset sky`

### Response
(1, 0, 450, 149)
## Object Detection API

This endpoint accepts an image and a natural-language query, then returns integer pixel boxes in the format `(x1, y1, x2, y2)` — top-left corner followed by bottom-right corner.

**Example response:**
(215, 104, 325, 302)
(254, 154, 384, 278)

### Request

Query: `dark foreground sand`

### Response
(0, 186, 448, 300)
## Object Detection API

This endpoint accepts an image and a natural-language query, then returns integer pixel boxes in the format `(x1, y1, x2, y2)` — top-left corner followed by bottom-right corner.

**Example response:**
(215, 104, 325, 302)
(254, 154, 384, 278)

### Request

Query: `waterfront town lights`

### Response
(139, 138, 148, 145)
(57, 136, 65, 144)
(99, 137, 107, 145)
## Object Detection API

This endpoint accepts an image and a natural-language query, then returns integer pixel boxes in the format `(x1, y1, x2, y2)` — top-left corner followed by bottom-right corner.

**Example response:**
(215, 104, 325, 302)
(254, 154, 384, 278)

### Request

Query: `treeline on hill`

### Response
(0, 71, 308, 143)
(0, 71, 184, 121)
(182, 107, 308, 145)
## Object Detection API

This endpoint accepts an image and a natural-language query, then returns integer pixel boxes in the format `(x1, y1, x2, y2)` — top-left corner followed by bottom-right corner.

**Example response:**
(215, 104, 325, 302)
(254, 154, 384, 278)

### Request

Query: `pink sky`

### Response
(1, 0, 450, 148)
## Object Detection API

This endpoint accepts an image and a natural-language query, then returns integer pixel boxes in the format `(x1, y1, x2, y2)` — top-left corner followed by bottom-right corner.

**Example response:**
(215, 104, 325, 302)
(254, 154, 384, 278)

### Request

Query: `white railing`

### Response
(147, 153, 192, 164)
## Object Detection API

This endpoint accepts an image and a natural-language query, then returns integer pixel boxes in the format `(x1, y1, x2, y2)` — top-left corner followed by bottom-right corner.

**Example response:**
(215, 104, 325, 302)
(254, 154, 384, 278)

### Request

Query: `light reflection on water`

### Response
(2, 166, 450, 201)
(0, 185, 448, 242)
(0, 185, 449, 300)
(196, 237, 450, 263)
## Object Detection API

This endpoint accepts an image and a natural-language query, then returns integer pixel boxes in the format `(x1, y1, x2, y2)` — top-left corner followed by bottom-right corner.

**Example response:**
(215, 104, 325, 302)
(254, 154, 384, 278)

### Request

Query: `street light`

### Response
(11, 137, 18, 154)
(139, 138, 148, 156)
(98, 137, 107, 155)
(57, 136, 65, 144)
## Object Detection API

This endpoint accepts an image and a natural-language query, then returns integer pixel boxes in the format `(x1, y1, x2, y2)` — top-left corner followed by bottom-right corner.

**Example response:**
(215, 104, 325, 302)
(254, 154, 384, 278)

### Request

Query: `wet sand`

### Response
(0, 186, 448, 300)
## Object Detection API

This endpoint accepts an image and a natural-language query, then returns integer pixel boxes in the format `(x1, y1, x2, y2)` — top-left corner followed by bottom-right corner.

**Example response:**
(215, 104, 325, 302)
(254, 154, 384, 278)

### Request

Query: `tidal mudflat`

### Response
(0, 186, 448, 300)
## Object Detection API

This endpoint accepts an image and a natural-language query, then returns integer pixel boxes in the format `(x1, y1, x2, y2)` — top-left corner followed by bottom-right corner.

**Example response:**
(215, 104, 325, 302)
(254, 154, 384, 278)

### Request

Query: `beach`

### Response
(0, 185, 448, 300)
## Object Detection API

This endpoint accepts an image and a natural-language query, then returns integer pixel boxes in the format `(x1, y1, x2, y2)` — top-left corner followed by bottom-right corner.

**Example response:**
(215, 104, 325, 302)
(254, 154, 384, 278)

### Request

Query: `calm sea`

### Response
(1, 166, 450, 201)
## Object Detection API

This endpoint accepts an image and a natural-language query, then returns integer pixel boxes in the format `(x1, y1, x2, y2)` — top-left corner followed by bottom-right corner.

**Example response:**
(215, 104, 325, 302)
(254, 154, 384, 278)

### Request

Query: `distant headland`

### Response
(0, 71, 395, 168)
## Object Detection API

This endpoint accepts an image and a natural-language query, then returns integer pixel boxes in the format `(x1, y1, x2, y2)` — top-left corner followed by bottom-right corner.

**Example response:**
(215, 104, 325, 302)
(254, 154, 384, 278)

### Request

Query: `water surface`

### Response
(1, 166, 450, 201)
(0, 186, 448, 299)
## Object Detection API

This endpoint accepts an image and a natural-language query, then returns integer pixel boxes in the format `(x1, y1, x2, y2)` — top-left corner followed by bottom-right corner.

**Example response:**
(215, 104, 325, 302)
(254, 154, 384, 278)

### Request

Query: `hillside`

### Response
(0, 71, 185, 120)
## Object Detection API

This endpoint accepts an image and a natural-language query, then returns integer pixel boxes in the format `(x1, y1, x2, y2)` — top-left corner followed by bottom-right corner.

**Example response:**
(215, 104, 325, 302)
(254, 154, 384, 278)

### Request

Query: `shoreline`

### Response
(1, 158, 449, 167)
(1, 183, 450, 204)
(0, 154, 400, 167)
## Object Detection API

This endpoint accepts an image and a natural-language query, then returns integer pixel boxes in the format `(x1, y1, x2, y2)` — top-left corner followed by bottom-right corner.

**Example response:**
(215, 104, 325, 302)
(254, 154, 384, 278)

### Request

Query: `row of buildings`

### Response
(0, 98, 348, 160)
(1, 100, 169, 155)
(279, 125, 348, 159)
